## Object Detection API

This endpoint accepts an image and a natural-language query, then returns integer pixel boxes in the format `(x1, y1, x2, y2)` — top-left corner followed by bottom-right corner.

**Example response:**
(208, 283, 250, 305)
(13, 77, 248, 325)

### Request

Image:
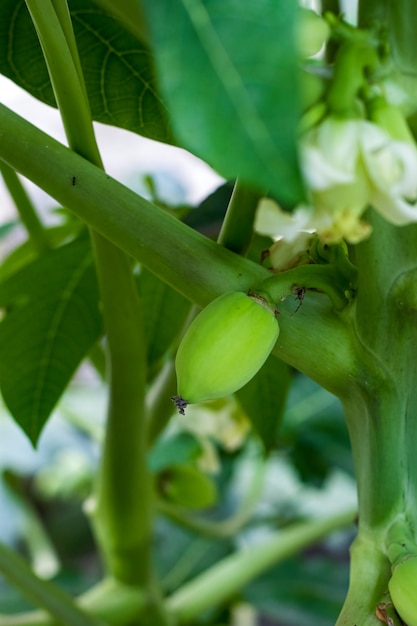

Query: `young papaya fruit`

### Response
(172, 291, 279, 414)
(159, 464, 218, 509)
(389, 554, 417, 625)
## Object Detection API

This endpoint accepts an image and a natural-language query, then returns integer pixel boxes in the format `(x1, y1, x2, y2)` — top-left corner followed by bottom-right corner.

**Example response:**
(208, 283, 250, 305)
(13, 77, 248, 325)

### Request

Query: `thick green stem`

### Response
(24, 0, 101, 162)
(336, 532, 391, 626)
(25, 0, 159, 598)
(335, 212, 417, 623)
(0, 162, 49, 253)
(0, 101, 263, 301)
(90, 238, 153, 585)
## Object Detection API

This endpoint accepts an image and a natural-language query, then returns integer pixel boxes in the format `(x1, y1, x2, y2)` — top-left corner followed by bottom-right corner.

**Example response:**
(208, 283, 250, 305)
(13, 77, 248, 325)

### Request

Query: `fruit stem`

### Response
(257, 263, 351, 310)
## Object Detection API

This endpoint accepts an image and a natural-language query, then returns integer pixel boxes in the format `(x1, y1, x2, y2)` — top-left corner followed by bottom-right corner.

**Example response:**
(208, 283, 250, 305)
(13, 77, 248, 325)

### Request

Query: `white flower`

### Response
(268, 231, 314, 271)
(305, 116, 417, 229)
(255, 112, 417, 248)
(254, 198, 313, 242)
(302, 117, 363, 190)
(361, 123, 417, 224)
(301, 117, 372, 242)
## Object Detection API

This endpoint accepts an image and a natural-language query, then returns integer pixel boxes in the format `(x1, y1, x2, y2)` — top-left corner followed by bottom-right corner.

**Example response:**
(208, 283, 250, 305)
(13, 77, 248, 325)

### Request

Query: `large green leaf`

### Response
(0, 0, 172, 142)
(141, 0, 305, 205)
(0, 235, 102, 445)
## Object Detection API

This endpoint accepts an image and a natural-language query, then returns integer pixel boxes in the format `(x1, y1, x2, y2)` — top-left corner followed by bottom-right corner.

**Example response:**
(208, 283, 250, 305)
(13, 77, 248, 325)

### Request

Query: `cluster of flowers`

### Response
(255, 109, 417, 268)
(255, 3, 417, 268)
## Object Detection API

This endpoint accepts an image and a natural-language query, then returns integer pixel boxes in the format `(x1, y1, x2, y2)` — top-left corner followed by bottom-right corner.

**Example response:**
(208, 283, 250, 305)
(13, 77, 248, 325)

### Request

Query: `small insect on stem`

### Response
(291, 285, 306, 316)
(71, 176, 77, 186)
(171, 395, 188, 415)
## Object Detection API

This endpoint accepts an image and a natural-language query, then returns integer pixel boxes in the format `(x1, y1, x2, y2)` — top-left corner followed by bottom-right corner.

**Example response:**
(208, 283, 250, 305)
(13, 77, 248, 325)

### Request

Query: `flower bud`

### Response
(297, 9, 329, 58)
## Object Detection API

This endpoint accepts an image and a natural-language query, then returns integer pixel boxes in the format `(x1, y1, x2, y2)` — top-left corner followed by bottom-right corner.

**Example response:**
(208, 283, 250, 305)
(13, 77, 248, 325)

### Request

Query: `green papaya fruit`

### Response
(172, 291, 279, 414)
(389, 554, 417, 625)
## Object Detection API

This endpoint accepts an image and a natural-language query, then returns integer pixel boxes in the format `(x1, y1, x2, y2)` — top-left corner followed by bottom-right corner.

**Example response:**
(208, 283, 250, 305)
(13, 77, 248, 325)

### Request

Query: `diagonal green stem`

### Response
(0, 578, 147, 626)
(0, 102, 357, 396)
(0, 543, 103, 626)
(0, 162, 49, 253)
(167, 508, 356, 623)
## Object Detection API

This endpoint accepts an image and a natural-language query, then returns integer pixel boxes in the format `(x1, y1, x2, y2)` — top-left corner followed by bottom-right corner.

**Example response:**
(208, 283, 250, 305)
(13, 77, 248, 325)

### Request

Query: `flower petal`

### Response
(301, 117, 361, 190)
(369, 188, 417, 225)
(255, 199, 313, 241)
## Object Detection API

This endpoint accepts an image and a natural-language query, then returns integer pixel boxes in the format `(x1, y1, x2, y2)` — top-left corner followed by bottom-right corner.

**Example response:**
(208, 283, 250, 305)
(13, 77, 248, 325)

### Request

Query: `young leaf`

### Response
(0, 235, 102, 445)
(236, 354, 292, 452)
(141, 0, 305, 205)
(0, 0, 172, 142)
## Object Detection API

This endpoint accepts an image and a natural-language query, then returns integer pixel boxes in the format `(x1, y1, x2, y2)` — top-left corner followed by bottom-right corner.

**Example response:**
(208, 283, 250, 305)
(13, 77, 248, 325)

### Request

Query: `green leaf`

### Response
(138, 268, 191, 371)
(282, 375, 353, 485)
(236, 354, 292, 452)
(141, 0, 305, 205)
(0, 235, 102, 445)
(0, 0, 172, 142)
